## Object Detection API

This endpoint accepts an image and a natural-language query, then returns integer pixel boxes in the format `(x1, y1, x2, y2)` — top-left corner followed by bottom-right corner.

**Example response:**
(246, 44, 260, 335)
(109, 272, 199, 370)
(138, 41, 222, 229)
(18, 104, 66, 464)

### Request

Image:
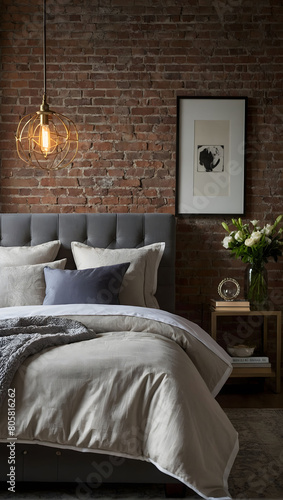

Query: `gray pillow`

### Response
(43, 263, 130, 305)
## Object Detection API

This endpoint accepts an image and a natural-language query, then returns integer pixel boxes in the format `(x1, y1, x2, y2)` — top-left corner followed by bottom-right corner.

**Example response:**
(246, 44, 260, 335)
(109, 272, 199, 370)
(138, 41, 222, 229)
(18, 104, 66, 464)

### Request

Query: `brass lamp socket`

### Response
(39, 96, 50, 125)
(40, 111, 49, 126)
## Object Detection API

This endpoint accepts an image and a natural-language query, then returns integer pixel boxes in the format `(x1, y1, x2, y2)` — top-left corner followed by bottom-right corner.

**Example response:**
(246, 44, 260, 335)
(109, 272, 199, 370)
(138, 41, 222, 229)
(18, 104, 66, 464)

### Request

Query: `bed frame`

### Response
(0, 213, 175, 313)
(0, 213, 183, 493)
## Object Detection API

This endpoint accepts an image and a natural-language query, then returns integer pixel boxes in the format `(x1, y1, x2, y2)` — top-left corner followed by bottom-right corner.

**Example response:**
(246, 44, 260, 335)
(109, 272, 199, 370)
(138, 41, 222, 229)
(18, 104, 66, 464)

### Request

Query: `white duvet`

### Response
(0, 304, 238, 500)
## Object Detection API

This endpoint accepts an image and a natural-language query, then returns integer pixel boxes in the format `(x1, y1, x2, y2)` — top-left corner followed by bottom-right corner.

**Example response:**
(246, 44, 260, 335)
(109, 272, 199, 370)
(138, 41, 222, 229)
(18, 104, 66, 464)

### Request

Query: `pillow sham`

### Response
(0, 240, 61, 267)
(0, 259, 66, 308)
(43, 263, 130, 306)
(71, 242, 165, 308)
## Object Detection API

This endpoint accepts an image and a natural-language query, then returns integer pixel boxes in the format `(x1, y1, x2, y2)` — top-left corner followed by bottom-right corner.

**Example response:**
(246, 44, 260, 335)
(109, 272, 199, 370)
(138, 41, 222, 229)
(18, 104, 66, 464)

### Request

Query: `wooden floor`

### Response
(216, 377, 283, 408)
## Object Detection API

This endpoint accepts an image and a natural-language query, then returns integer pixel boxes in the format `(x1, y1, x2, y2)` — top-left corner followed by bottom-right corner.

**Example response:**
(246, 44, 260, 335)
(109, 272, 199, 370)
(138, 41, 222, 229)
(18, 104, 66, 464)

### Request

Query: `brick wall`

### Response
(0, 0, 282, 331)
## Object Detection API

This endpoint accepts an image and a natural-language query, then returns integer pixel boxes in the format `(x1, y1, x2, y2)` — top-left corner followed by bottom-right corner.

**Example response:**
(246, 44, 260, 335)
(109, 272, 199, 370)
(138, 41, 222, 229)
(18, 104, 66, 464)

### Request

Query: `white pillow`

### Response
(0, 241, 61, 267)
(71, 242, 165, 308)
(0, 259, 67, 308)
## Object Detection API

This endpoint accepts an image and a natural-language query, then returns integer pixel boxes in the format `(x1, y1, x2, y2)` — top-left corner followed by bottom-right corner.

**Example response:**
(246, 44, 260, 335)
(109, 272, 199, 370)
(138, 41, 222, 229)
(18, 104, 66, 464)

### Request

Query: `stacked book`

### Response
(231, 356, 271, 368)
(210, 299, 250, 312)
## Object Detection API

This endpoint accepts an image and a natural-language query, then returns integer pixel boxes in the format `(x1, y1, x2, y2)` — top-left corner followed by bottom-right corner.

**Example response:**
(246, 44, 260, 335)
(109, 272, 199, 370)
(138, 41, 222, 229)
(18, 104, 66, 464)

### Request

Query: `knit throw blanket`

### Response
(0, 316, 94, 409)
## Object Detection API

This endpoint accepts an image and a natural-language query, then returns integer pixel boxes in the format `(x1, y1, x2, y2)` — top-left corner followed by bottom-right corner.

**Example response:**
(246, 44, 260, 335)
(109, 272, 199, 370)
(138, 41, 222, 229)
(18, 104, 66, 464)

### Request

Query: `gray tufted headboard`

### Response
(0, 213, 176, 313)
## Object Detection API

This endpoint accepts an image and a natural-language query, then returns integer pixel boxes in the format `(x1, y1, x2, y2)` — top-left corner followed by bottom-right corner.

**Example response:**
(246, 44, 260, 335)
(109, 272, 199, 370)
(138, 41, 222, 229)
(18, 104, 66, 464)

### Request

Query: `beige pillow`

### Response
(0, 259, 67, 308)
(0, 241, 61, 267)
(71, 242, 165, 308)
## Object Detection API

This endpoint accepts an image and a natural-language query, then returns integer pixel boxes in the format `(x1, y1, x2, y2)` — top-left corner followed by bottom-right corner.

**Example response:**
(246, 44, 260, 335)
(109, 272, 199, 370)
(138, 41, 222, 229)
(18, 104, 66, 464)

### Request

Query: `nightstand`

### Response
(211, 310, 282, 393)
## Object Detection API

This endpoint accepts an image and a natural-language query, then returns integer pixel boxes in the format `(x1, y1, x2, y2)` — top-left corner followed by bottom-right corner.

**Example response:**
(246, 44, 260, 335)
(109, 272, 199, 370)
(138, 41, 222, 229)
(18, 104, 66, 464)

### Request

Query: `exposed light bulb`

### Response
(40, 123, 50, 153)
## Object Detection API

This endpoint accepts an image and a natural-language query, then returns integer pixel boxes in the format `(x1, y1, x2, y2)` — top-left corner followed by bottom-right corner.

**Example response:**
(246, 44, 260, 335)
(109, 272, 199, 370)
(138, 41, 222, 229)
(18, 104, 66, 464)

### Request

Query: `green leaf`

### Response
(222, 222, 229, 232)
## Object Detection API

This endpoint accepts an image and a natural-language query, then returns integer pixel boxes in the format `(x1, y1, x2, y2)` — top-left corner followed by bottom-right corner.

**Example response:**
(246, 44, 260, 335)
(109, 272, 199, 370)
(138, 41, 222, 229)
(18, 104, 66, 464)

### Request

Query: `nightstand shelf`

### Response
(230, 366, 274, 378)
(210, 309, 282, 393)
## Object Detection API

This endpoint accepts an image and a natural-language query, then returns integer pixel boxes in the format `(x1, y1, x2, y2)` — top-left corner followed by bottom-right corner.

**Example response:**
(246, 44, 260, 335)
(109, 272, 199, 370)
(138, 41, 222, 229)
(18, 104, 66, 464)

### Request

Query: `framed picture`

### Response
(175, 96, 247, 216)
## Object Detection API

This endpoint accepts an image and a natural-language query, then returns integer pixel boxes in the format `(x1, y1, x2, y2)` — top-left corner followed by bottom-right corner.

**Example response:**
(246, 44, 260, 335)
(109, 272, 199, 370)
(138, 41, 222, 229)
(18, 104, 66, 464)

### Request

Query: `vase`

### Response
(244, 262, 268, 310)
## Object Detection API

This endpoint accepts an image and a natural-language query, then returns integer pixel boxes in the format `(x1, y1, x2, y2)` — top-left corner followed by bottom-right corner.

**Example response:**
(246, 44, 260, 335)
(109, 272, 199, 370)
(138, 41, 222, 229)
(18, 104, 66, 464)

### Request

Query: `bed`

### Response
(0, 213, 238, 499)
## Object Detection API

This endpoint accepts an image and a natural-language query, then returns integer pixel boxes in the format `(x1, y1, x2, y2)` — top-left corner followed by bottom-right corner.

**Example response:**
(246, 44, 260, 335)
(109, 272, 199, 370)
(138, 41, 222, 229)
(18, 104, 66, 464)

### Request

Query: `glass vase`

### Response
(244, 262, 268, 310)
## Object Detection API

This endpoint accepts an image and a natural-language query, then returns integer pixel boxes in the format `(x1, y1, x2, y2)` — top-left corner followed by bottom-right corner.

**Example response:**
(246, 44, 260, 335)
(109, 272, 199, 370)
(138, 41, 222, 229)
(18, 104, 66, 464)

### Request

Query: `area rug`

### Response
(225, 408, 283, 500)
(0, 409, 282, 499)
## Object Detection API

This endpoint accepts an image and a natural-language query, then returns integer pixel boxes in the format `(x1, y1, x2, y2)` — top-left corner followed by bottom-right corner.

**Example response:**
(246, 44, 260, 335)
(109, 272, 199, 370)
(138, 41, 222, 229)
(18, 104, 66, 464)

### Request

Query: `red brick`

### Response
(0, 1, 282, 328)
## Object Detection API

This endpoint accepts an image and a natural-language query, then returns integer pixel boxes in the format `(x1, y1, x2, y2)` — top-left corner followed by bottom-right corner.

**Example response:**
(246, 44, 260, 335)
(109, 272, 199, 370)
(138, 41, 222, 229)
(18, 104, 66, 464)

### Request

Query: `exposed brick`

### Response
(0, 0, 282, 330)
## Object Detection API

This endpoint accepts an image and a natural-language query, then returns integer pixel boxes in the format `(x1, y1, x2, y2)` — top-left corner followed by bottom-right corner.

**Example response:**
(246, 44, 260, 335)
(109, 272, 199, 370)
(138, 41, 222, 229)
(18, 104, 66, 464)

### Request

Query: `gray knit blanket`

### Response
(0, 316, 95, 409)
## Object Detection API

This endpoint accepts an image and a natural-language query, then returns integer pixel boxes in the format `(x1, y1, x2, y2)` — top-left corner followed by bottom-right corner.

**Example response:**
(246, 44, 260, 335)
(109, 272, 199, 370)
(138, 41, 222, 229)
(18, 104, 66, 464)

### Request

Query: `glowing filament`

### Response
(40, 123, 50, 153)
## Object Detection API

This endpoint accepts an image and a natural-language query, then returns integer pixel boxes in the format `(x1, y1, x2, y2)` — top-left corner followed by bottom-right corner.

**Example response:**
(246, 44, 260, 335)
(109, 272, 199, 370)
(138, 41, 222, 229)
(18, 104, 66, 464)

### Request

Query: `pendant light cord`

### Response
(43, 0, 47, 99)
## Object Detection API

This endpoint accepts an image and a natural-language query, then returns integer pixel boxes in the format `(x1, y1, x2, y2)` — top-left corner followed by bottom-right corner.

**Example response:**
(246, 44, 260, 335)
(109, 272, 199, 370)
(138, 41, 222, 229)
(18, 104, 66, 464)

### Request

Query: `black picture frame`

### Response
(176, 96, 247, 216)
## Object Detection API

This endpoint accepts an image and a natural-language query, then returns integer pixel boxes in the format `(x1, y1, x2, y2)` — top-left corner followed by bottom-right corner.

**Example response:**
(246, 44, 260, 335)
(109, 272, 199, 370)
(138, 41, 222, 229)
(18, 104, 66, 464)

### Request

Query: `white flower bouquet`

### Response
(222, 215, 283, 265)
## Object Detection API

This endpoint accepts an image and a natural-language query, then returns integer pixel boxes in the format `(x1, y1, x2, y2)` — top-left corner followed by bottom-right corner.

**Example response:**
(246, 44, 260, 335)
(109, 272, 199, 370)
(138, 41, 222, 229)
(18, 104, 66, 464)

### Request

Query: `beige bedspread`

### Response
(0, 304, 238, 500)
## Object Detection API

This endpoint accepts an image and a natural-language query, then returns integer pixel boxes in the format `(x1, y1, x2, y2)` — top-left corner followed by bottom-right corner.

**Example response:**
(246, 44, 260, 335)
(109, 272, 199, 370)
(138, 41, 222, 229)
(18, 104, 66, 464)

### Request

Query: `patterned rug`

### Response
(225, 408, 283, 500)
(0, 409, 282, 499)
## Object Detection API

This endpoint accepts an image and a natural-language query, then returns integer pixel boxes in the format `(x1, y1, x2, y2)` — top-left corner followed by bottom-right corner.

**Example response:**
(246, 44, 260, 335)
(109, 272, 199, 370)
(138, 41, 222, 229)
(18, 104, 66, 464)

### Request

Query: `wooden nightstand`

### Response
(211, 310, 282, 393)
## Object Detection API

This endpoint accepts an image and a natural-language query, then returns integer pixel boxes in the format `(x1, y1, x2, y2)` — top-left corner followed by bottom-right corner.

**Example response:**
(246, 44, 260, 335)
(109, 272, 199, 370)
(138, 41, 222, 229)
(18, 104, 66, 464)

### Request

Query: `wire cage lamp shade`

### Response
(16, 99, 79, 171)
(15, 0, 78, 171)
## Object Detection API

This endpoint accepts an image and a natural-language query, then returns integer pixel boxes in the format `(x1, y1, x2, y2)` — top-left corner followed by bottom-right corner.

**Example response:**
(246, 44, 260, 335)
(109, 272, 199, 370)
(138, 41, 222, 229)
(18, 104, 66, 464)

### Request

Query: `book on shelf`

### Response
(231, 356, 269, 363)
(232, 362, 271, 368)
(211, 306, 250, 312)
(210, 299, 250, 309)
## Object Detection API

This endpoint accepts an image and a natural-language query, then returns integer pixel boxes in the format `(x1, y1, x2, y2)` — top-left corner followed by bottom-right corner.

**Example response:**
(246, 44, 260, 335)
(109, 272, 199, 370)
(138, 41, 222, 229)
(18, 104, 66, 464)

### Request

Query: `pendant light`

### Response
(15, 0, 78, 171)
